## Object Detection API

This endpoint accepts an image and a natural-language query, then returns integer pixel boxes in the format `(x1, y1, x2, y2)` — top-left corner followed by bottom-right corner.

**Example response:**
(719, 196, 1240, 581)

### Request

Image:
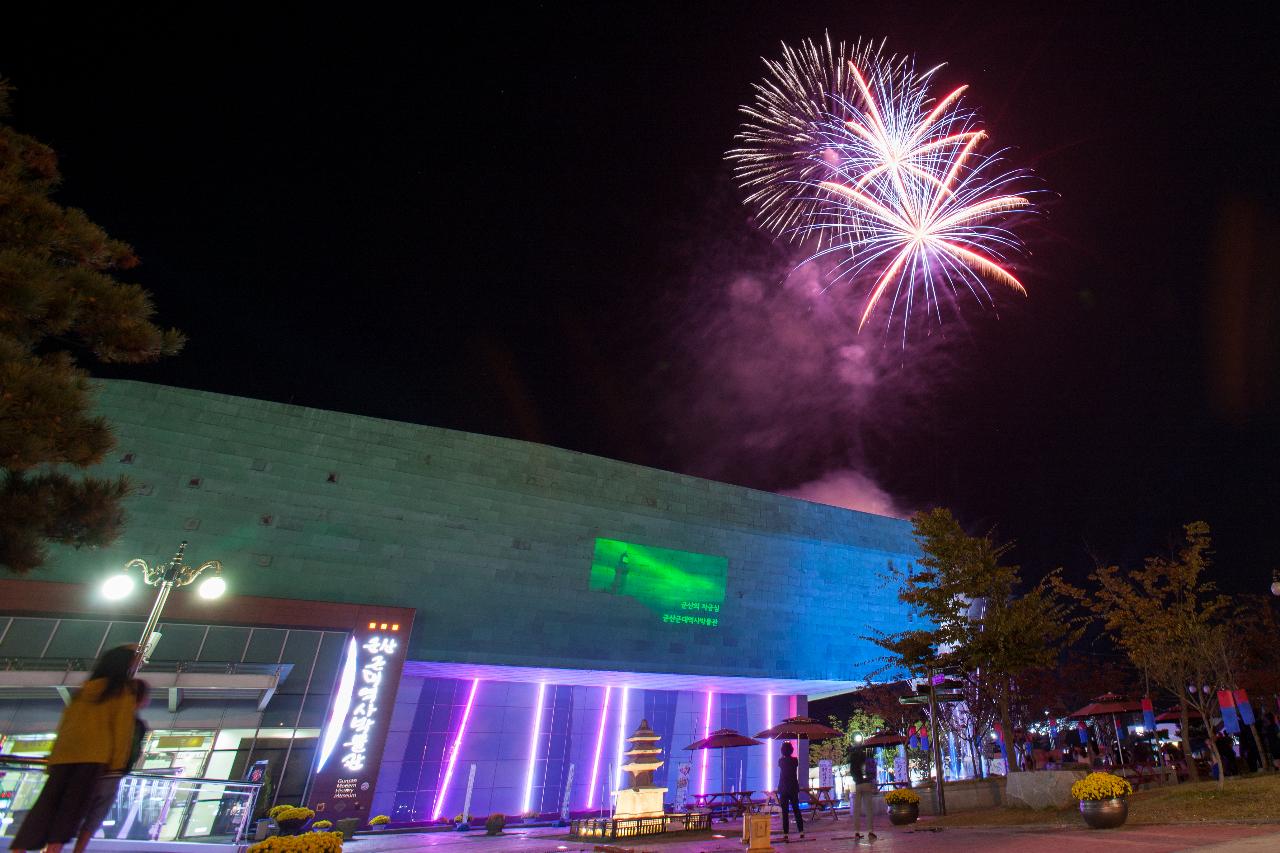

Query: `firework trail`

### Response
(728, 36, 1035, 332)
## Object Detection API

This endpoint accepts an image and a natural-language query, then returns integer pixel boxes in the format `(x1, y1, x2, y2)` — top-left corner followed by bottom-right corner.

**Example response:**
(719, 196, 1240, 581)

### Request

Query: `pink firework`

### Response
(730, 37, 1036, 332)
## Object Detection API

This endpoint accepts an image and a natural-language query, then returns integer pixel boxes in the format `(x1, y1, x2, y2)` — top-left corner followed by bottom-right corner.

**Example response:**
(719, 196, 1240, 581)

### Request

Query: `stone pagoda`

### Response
(614, 719, 666, 818)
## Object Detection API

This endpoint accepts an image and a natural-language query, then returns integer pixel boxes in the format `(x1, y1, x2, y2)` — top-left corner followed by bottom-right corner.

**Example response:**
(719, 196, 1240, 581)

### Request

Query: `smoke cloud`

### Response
(779, 467, 907, 518)
(652, 205, 956, 515)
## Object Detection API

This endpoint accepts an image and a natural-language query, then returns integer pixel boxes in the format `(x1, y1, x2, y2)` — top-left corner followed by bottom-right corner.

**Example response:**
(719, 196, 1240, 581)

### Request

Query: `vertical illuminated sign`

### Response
(309, 623, 407, 825)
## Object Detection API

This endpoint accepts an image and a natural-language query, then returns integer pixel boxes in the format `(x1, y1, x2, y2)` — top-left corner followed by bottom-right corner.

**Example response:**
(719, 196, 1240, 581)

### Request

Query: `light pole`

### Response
(926, 666, 946, 816)
(101, 541, 225, 669)
(1270, 569, 1279, 597)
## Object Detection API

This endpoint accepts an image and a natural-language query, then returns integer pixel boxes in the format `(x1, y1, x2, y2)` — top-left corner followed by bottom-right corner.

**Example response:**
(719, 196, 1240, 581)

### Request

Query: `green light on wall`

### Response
(589, 538, 727, 627)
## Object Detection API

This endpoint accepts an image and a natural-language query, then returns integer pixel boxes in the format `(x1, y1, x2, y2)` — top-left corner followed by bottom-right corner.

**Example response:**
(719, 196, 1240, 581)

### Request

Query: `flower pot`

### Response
(1079, 797, 1128, 829)
(887, 802, 919, 825)
(276, 818, 307, 835)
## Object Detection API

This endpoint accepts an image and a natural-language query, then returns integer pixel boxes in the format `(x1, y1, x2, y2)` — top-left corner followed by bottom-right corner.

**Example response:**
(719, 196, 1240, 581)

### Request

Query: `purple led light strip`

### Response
(522, 682, 547, 815)
(700, 691, 714, 794)
(613, 686, 630, 794)
(431, 678, 480, 821)
(586, 685, 612, 808)
(764, 693, 773, 792)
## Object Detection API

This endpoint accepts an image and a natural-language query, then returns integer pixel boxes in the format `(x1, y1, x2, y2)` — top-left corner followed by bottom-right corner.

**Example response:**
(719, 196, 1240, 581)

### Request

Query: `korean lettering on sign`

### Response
(340, 636, 399, 773)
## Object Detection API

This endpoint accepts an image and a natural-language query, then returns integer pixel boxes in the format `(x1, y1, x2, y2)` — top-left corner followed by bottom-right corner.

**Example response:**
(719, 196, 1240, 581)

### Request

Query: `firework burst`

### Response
(728, 36, 1035, 331)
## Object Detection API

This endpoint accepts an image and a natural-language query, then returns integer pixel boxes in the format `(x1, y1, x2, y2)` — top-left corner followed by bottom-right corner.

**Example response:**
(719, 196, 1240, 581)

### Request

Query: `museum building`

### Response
(0, 380, 918, 829)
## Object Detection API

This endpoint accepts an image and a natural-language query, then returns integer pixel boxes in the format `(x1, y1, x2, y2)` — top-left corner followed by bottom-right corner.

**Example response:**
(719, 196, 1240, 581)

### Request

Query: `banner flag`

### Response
(1233, 689, 1255, 726)
(1218, 690, 1241, 734)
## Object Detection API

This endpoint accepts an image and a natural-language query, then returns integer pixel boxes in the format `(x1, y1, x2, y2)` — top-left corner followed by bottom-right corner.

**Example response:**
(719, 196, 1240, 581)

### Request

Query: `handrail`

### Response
(0, 759, 261, 789)
(125, 773, 263, 788)
(0, 657, 290, 677)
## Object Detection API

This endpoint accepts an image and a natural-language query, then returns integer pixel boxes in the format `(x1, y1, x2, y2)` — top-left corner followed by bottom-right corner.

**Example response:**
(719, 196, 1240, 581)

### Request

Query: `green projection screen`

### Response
(589, 538, 727, 626)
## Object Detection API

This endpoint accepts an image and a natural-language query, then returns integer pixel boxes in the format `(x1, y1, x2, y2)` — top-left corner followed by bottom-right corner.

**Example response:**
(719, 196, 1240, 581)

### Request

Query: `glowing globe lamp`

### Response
(102, 573, 135, 600)
(197, 575, 226, 600)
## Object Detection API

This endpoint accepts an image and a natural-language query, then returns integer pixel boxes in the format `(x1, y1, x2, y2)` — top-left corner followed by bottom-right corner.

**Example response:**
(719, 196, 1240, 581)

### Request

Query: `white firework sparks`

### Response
(729, 36, 1035, 332)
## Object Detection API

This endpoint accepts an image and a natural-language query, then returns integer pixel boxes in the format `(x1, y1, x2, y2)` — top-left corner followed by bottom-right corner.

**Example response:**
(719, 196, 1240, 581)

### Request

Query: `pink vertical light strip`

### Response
(613, 686, 630, 793)
(699, 691, 714, 794)
(431, 678, 481, 820)
(522, 682, 548, 815)
(764, 692, 774, 792)
(586, 685, 612, 808)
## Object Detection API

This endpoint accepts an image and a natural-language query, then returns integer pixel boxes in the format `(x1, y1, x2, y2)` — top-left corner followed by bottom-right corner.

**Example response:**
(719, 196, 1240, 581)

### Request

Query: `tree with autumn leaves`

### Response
(871, 508, 1082, 775)
(0, 80, 181, 573)
(1054, 522, 1270, 788)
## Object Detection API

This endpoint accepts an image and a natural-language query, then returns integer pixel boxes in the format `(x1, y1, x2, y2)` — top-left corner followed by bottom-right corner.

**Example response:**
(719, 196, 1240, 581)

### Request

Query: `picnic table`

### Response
(761, 786, 839, 820)
(801, 786, 838, 817)
(690, 790, 757, 819)
(1119, 764, 1177, 789)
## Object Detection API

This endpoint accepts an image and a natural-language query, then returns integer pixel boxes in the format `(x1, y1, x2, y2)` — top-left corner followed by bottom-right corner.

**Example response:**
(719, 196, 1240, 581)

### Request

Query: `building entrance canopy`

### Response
(400, 660, 864, 699)
(0, 658, 291, 712)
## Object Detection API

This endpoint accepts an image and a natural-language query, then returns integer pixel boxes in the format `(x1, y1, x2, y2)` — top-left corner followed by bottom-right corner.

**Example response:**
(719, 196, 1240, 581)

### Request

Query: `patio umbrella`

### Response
(754, 716, 843, 741)
(1068, 693, 1144, 766)
(685, 728, 763, 796)
(1067, 692, 1145, 718)
(859, 732, 908, 747)
(752, 717, 842, 797)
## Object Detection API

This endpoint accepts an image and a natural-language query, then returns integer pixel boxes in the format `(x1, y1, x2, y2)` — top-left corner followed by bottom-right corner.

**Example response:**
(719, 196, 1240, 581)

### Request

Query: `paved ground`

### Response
(347, 817, 1280, 853)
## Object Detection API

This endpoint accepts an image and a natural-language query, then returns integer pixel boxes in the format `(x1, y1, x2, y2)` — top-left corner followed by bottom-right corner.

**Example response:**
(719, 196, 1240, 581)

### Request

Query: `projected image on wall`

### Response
(589, 538, 727, 627)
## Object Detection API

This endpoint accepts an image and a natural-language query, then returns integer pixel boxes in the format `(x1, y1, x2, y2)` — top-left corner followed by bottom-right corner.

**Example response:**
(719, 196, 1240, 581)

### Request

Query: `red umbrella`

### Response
(686, 729, 764, 750)
(685, 729, 764, 795)
(754, 716, 843, 741)
(1067, 693, 1145, 718)
(1068, 693, 1144, 767)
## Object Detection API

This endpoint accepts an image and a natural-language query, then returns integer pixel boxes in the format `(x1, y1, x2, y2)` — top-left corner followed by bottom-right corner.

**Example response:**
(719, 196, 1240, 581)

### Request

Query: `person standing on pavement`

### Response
(776, 742, 804, 841)
(8, 646, 138, 853)
(851, 747, 878, 841)
(72, 679, 150, 853)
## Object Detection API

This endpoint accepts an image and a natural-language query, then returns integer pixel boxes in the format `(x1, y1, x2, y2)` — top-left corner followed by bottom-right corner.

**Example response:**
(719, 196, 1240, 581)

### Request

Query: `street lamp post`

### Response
(101, 540, 225, 669)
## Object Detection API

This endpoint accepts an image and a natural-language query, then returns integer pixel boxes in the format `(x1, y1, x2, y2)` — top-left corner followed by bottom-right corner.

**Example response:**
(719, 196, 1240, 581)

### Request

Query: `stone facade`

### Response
(37, 380, 919, 682)
(917, 776, 1007, 814)
(1004, 770, 1087, 809)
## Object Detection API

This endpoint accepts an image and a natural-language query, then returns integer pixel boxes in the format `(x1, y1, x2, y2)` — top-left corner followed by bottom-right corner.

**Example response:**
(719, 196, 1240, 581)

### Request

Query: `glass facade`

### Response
(0, 757, 261, 843)
(373, 675, 795, 822)
(0, 616, 347, 808)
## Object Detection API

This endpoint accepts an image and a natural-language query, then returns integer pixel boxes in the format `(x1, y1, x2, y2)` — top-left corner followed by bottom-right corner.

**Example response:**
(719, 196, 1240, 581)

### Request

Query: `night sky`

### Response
(4, 4, 1278, 591)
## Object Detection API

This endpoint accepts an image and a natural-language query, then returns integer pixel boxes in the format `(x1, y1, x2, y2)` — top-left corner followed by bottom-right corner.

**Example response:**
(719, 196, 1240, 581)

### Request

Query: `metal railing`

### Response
(0, 759, 261, 845)
(0, 657, 289, 677)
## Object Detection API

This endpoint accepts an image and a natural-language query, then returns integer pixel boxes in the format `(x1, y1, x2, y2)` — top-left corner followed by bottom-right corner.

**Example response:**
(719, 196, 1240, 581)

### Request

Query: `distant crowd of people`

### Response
(8, 645, 150, 853)
(1019, 713, 1280, 778)
(1209, 713, 1280, 778)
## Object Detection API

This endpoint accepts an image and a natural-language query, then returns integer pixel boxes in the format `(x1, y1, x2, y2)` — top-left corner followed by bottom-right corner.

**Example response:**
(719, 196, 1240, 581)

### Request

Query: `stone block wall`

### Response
(36, 381, 919, 682)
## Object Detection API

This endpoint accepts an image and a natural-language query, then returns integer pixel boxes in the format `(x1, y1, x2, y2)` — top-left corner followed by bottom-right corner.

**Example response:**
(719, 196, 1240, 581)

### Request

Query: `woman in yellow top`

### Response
(9, 646, 141, 852)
